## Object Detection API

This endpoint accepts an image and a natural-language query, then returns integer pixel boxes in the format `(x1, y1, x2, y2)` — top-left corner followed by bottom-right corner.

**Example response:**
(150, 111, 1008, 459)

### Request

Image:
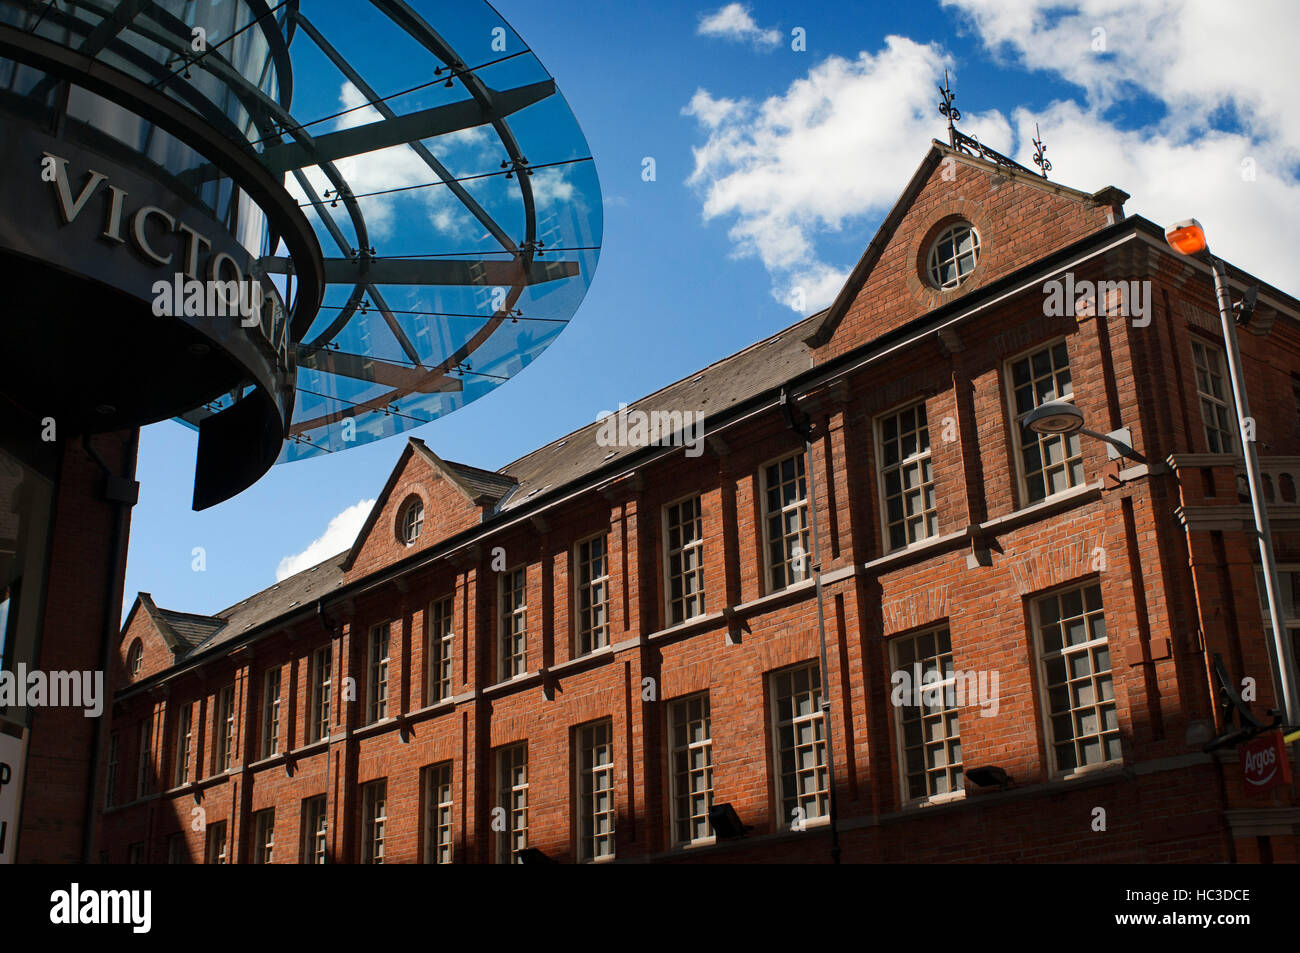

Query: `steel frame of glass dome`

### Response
(0, 0, 598, 473)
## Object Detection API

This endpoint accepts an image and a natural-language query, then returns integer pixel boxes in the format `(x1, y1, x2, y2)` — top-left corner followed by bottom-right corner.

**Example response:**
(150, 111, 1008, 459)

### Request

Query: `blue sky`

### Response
(124, 0, 1300, 619)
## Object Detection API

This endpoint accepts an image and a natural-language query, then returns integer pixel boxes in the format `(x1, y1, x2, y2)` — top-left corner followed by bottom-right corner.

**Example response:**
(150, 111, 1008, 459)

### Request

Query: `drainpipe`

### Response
(781, 388, 841, 864)
(81, 428, 140, 863)
(317, 597, 338, 863)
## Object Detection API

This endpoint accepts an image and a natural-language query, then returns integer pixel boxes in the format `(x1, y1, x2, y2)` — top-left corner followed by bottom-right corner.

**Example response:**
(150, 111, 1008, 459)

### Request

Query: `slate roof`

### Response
(153, 609, 224, 651)
(493, 313, 820, 511)
(186, 551, 349, 655)
(130, 311, 819, 670)
(444, 460, 517, 503)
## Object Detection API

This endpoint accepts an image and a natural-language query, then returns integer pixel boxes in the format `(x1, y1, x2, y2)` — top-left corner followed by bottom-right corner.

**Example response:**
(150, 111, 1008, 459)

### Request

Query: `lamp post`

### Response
(1024, 383, 1300, 736)
(1162, 219, 1300, 733)
(1022, 401, 1145, 463)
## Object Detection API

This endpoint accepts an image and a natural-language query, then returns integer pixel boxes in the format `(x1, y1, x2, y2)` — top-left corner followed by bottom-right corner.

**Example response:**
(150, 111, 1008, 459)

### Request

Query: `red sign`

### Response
(1240, 732, 1293, 795)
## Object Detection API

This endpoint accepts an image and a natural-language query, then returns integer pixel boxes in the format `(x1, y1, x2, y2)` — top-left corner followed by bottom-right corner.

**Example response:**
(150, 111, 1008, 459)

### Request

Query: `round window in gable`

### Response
(399, 497, 424, 545)
(927, 221, 981, 290)
(128, 639, 143, 677)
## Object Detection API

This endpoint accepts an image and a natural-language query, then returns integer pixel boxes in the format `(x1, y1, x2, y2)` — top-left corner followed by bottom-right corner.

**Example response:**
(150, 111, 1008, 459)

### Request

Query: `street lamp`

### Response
(1163, 218, 1300, 732)
(1023, 401, 1146, 463)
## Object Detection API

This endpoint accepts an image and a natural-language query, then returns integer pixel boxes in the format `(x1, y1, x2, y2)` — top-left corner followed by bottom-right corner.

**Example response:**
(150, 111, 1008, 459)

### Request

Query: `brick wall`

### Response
(19, 429, 136, 863)
(97, 159, 1300, 863)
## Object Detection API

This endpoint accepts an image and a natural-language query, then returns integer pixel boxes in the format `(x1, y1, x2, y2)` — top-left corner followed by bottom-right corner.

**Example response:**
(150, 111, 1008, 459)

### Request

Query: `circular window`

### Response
(927, 222, 981, 290)
(128, 639, 143, 677)
(399, 497, 424, 544)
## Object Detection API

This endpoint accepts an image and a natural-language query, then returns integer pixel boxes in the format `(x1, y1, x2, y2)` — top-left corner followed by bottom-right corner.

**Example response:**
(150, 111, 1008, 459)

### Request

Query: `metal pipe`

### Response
(1209, 255, 1300, 727)
(782, 389, 841, 863)
(80, 427, 139, 862)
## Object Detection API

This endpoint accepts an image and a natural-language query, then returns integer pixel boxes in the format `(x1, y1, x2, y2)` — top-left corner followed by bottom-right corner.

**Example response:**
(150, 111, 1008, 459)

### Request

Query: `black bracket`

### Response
(1202, 652, 1281, 752)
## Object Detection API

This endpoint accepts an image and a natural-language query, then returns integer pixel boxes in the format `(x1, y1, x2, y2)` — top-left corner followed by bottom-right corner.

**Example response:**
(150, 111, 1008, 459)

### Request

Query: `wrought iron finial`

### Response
(1032, 122, 1051, 179)
(938, 69, 961, 146)
(937, 69, 1039, 178)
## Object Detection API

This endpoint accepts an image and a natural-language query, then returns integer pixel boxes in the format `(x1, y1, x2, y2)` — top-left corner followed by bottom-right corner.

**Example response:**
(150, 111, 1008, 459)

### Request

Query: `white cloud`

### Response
(284, 83, 499, 243)
(683, 37, 1011, 311)
(945, 0, 1300, 295)
(698, 3, 781, 49)
(530, 166, 577, 207)
(944, 0, 1300, 153)
(684, 89, 744, 128)
(684, 3, 1300, 311)
(275, 498, 375, 581)
(1010, 104, 1300, 296)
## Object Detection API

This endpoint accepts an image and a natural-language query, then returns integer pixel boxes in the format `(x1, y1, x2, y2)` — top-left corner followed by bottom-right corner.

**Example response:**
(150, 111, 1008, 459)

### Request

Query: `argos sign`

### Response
(1239, 731, 1292, 795)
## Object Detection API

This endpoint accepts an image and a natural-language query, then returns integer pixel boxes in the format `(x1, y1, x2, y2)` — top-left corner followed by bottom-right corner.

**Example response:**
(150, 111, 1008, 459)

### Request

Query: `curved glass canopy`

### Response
(269, 0, 602, 460)
(1, 0, 602, 464)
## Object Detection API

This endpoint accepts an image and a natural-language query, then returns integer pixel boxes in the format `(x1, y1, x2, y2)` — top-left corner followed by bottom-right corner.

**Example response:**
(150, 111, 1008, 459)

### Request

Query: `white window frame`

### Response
(889, 626, 964, 806)
(760, 451, 811, 593)
(1253, 564, 1300, 699)
(206, 820, 227, 865)
(769, 661, 829, 830)
(576, 720, 615, 862)
(499, 567, 528, 681)
(1031, 581, 1120, 777)
(215, 684, 235, 772)
(497, 743, 529, 864)
(1190, 336, 1237, 454)
(302, 796, 327, 865)
(136, 716, 152, 798)
(927, 221, 981, 290)
(253, 809, 275, 864)
(1005, 338, 1084, 506)
(427, 596, 454, 704)
(128, 639, 143, 677)
(310, 645, 331, 743)
(401, 497, 424, 544)
(261, 668, 280, 758)
(422, 762, 454, 864)
(367, 623, 390, 724)
(174, 703, 192, 787)
(669, 693, 714, 848)
(874, 398, 939, 553)
(361, 779, 387, 864)
(663, 493, 706, 626)
(575, 532, 611, 656)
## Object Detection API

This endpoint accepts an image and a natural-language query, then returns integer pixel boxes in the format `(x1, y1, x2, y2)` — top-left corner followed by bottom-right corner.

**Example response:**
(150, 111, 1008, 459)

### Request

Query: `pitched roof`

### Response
(408, 440, 516, 505)
(125, 313, 819, 671)
(802, 140, 1129, 348)
(494, 314, 820, 511)
(122, 143, 1164, 681)
(189, 551, 348, 654)
(130, 592, 221, 656)
(154, 608, 224, 650)
(444, 460, 518, 503)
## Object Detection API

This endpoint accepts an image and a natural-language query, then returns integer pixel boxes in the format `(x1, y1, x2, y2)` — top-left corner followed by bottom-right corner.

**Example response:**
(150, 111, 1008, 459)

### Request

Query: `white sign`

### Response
(0, 723, 28, 863)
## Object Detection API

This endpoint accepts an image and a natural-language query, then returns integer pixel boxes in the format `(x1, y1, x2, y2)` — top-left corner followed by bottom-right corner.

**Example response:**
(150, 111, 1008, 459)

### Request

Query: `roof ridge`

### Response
(212, 549, 349, 619)
(155, 607, 224, 623)
(497, 310, 825, 474)
(445, 458, 517, 481)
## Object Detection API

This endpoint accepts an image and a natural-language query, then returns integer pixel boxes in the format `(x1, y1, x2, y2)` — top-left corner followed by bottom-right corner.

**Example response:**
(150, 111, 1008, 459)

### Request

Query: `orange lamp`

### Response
(1165, 218, 1208, 257)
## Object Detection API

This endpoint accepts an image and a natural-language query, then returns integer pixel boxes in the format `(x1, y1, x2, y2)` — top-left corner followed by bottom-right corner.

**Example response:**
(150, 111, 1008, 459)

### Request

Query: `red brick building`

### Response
(98, 142, 1300, 864)
(0, 429, 137, 864)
